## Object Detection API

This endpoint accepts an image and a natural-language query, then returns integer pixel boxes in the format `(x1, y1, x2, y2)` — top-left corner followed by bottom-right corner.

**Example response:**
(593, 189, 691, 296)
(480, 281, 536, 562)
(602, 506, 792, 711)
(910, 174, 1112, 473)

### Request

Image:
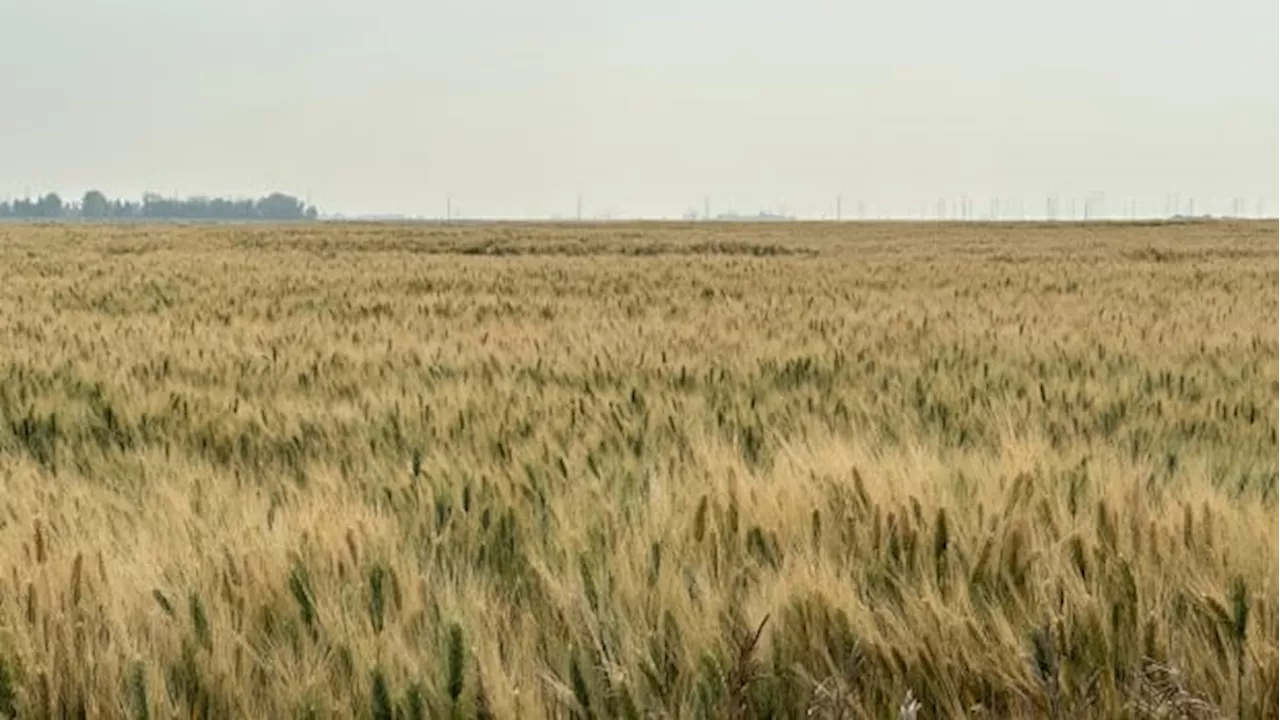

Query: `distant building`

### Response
(714, 211, 795, 222)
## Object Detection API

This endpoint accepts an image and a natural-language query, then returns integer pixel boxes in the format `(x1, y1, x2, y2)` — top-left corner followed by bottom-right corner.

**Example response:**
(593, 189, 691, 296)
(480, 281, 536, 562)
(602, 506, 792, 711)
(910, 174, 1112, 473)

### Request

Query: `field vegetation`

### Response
(0, 220, 1275, 718)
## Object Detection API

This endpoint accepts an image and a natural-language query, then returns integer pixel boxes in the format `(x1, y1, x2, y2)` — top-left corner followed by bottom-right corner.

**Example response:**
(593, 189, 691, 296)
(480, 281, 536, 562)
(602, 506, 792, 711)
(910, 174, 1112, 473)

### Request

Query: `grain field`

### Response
(0, 220, 1275, 719)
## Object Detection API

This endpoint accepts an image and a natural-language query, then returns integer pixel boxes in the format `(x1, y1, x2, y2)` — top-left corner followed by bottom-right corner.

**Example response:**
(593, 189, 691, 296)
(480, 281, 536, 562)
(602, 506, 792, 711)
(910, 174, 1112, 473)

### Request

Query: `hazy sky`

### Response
(2, 0, 1276, 218)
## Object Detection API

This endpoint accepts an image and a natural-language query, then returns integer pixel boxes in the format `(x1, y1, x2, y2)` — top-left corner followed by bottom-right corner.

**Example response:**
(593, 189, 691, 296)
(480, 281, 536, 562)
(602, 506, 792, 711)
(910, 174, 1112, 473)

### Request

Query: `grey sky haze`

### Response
(2, 0, 1276, 218)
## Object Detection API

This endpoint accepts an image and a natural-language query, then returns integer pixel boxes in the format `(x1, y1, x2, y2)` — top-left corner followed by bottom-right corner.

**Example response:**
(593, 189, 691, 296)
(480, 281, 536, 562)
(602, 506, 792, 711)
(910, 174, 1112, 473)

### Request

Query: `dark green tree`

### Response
(34, 193, 64, 218)
(81, 190, 110, 218)
(256, 192, 306, 219)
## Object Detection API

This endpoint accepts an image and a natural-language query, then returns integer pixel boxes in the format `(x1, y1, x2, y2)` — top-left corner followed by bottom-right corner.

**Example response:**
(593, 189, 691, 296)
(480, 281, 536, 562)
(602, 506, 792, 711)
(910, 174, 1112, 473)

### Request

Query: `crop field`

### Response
(0, 220, 1276, 719)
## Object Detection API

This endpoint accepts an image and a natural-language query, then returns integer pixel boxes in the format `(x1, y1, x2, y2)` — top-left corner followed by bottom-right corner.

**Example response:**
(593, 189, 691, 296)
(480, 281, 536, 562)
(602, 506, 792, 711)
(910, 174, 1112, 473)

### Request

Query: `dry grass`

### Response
(0, 220, 1275, 719)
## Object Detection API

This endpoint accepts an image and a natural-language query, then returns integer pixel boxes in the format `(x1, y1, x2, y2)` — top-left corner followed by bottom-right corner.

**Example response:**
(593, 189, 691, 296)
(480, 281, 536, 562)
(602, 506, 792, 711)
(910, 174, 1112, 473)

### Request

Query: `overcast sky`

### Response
(2, 0, 1276, 219)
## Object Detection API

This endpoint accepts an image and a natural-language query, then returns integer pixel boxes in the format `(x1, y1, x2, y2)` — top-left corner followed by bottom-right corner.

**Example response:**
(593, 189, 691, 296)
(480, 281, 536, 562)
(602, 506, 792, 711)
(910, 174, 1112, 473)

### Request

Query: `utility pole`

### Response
(446, 197, 451, 224)
(836, 194, 842, 221)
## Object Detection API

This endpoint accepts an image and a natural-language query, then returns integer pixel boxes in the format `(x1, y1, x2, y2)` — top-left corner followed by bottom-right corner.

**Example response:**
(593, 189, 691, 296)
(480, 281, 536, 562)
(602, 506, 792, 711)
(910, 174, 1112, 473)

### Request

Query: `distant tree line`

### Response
(0, 190, 319, 220)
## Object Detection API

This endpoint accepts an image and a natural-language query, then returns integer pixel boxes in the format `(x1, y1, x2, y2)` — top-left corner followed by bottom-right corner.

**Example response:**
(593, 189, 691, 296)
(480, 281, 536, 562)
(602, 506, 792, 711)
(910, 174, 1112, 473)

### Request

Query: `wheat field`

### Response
(0, 220, 1275, 719)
